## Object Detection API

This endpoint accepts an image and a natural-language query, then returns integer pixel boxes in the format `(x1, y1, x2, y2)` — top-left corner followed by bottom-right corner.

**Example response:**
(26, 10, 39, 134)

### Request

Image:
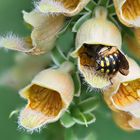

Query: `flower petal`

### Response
(129, 116, 140, 130)
(113, 0, 140, 27)
(23, 10, 65, 55)
(113, 111, 133, 131)
(19, 85, 65, 131)
(0, 10, 65, 55)
(18, 66, 74, 131)
(37, 0, 90, 16)
(0, 34, 32, 53)
(108, 57, 140, 118)
(78, 58, 111, 89)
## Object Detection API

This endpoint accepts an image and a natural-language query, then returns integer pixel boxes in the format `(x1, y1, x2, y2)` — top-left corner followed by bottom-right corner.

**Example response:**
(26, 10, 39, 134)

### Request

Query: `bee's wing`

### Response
(118, 51, 129, 76)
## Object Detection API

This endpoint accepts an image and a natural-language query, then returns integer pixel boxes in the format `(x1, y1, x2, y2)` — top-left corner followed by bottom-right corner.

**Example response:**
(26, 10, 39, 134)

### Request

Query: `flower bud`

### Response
(18, 62, 74, 131)
(113, 0, 140, 27)
(72, 7, 125, 89)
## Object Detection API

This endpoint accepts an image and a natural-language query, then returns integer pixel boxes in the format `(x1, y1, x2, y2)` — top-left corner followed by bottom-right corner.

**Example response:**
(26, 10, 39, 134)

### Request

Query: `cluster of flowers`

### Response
(0, 0, 140, 132)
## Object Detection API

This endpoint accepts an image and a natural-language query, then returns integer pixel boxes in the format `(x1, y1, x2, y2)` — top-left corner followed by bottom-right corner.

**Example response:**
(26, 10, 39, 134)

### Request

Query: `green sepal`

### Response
(51, 46, 67, 66)
(73, 112, 96, 126)
(109, 15, 121, 29)
(98, 0, 110, 7)
(71, 72, 81, 97)
(78, 96, 99, 114)
(72, 12, 92, 33)
(84, 1, 97, 12)
(60, 112, 75, 128)
(107, 4, 116, 15)
(58, 19, 72, 36)
(71, 107, 96, 126)
(121, 24, 135, 37)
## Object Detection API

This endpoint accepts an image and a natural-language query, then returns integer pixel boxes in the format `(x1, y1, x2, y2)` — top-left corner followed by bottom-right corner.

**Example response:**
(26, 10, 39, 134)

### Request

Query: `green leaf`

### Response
(72, 12, 92, 33)
(98, 0, 110, 6)
(84, 1, 97, 12)
(51, 46, 67, 66)
(78, 97, 99, 114)
(71, 107, 96, 126)
(60, 112, 75, 128)
(71, 72, 81, 97)
(121, 24, 135, 37)
(107, 4, 116, 15)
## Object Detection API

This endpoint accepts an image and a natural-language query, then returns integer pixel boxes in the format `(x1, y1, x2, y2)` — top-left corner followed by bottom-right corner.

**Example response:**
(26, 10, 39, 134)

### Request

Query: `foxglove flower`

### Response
(72, 7, 129, 89)
(0, 0, 90, 55)
(0, 13, 64, 55)
(113, 0, 140, 27)
(18, 62, 74, 131)
(104, 57, 140, 130)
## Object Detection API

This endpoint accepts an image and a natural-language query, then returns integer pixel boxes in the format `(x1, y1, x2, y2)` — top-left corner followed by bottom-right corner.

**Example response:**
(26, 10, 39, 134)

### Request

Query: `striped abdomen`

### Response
(96, 52, 120, 74)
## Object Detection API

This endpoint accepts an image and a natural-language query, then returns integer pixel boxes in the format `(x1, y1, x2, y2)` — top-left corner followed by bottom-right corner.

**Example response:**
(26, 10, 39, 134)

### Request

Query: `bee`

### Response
(79, 44, 129, 76)
(95, 46, 129, 76)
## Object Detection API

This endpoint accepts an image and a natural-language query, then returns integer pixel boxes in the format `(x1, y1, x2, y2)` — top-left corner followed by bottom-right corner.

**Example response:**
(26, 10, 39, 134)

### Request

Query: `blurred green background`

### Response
(0, 0, 140, 140)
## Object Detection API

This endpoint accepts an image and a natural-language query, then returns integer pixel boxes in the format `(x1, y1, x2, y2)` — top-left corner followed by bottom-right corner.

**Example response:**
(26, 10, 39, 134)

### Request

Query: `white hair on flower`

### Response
(0, 33, 28, 52)
(35, 0, 69, 14)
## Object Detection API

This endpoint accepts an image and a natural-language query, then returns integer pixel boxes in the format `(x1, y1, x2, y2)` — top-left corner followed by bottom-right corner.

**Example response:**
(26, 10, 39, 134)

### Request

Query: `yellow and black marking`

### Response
(96, 53, 120, 75)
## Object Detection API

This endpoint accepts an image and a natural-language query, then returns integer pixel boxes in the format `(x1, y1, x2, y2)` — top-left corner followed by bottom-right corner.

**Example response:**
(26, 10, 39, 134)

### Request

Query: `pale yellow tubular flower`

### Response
(23, 10, 65, 55)
(104, 56, 140, 130)
(0, 53, 51, 89)
(0, 10, 65, 55)
(18, 62, 74, 131)
(37, 0, 90, 16)
(72, 7, 122, 89)
(103, 80, 134, 131)
(113, 0, 140, 27)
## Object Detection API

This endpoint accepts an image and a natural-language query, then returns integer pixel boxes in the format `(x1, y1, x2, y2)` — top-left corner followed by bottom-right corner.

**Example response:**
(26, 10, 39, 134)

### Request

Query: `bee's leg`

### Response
(109, 78, 113, 85)
(95, 67, 100, 71)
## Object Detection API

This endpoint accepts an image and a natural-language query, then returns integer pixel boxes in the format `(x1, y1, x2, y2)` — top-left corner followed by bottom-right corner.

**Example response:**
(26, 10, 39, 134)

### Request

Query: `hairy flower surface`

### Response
(37, 0, 90, 16)
(0, 12, 65, 55)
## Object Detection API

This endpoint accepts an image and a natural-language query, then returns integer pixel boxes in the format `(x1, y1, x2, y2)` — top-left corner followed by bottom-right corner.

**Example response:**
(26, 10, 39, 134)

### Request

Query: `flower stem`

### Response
(59, 61, 75, 74)
(94, 6, 108, 20)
